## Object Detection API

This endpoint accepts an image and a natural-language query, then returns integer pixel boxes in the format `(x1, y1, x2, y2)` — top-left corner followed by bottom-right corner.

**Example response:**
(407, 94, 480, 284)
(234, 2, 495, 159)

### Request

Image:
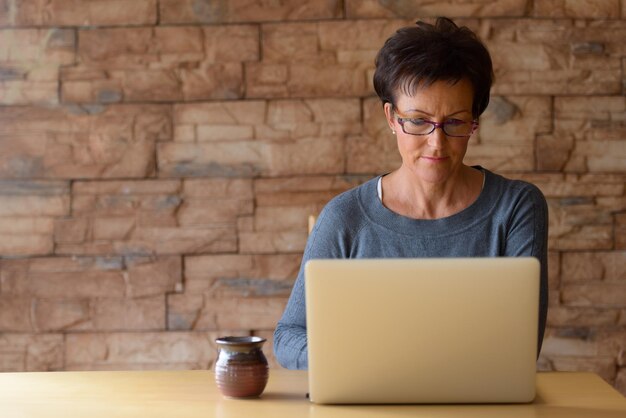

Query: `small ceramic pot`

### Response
(215, 336, 269, 398)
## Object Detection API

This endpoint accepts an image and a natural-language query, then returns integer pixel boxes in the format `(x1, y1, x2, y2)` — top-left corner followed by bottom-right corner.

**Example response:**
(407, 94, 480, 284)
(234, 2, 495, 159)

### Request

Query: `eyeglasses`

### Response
(395, 112, 478, 137)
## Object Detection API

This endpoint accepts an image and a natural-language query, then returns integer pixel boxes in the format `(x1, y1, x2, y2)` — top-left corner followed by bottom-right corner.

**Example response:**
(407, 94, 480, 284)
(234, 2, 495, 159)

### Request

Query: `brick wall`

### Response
(0, 0, 625, 394)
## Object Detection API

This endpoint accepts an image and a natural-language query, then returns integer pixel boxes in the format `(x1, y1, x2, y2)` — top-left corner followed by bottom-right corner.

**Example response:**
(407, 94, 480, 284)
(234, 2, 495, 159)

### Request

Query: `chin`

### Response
(400, 157, 464, 183)
(411, 166, 454, 185)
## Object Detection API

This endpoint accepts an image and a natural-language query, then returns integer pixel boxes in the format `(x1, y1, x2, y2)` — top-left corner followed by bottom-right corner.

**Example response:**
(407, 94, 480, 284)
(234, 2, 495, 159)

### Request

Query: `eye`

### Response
(445, 119, 467, 125)
(407, 118, 428, 126)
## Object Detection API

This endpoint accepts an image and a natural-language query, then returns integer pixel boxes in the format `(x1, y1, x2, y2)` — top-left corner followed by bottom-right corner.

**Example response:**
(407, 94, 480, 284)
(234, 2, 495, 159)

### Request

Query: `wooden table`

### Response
(1, 370, 625, 417)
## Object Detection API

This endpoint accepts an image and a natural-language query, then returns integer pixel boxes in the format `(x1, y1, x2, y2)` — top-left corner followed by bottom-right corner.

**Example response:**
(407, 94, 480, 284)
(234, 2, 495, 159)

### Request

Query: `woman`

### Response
(274, 17, 548, 370)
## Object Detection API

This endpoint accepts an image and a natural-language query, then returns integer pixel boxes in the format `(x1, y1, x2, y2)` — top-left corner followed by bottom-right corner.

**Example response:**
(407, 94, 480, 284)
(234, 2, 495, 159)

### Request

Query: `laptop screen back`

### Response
(305, 257, 539, 404)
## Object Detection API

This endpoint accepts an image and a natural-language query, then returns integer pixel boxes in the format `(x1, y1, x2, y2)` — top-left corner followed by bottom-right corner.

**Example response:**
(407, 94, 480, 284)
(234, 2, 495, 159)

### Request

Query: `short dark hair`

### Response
(373, 17, 494, 119)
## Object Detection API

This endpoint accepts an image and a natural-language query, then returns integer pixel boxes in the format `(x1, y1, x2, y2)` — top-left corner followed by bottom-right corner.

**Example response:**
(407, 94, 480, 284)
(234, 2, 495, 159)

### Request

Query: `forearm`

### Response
(273, 321, 308, 369)
(273, 205, 349, 369)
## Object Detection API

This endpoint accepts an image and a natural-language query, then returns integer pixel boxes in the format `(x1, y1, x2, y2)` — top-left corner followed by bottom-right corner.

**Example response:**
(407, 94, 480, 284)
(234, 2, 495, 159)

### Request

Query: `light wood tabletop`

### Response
(0, 369, 625, 417)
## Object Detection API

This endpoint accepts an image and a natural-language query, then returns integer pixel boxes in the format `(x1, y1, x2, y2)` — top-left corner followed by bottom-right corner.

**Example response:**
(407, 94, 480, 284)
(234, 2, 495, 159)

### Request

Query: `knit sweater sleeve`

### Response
(502, 181, 549, 356)
(273, 194, 354, 369)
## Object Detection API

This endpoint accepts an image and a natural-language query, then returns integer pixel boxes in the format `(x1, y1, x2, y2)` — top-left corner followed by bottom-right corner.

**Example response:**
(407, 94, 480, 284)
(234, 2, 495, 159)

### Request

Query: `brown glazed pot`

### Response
(215, 336, 269, 398)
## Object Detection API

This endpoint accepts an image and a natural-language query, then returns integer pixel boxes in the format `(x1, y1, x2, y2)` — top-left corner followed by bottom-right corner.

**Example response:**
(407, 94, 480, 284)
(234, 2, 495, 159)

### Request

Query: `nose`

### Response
(426, 125, 447, 149)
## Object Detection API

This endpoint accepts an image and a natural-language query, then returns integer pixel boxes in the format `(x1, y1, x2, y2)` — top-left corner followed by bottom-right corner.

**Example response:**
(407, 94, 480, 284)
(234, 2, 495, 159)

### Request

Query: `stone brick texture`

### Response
(0, 0, 624, 395)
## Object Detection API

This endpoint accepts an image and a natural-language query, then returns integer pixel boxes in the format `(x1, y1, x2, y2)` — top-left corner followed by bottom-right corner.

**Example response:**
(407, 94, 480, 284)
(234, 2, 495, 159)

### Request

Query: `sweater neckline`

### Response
(376, 168, 485, 201)
(358, 167, 498, 237)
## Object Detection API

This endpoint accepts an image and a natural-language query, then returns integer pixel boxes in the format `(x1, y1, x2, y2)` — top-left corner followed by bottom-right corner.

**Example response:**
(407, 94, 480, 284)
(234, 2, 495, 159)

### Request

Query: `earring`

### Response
(391, 129, 396, 135)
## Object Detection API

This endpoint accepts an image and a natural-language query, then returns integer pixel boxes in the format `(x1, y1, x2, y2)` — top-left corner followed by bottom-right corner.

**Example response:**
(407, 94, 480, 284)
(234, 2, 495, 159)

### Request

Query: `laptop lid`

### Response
(305, 257, 539, 404)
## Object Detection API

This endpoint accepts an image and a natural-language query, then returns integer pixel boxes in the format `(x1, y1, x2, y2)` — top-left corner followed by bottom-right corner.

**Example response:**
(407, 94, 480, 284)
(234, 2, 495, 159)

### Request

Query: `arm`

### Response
(503, 183, 549, 356)
(273, 201, 351, 369)
(273, 266, 308, 369)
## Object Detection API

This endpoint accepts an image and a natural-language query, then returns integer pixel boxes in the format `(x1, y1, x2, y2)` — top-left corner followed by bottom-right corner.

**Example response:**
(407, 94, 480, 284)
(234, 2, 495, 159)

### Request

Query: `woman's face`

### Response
(384, 78, 475, 186)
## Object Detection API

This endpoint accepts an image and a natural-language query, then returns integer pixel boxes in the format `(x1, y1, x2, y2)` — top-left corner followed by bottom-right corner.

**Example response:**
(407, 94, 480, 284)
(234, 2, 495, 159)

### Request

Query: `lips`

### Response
(421, 156, 449, 162)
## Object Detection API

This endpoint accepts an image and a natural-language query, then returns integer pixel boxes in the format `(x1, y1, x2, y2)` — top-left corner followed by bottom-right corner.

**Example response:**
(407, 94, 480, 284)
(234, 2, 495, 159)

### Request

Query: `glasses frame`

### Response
(394, 111, 479, 138)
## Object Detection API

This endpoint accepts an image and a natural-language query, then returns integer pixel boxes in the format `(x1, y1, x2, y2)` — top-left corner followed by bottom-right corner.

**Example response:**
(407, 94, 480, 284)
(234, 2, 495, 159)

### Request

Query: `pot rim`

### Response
(215, 336, 266, 345)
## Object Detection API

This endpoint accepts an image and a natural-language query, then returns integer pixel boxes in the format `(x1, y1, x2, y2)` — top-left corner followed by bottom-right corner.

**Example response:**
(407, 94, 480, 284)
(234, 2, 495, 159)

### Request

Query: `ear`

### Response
(383, 102, 396, 133)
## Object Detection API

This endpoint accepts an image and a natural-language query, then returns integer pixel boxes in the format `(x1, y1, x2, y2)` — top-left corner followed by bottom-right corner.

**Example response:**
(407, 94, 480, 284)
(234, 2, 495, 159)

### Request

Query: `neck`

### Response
(382, 166, 482, 220)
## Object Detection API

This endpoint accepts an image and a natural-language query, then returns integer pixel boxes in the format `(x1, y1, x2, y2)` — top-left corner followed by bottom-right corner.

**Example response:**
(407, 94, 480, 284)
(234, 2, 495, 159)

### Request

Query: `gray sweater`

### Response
(274, 168, 549, 369)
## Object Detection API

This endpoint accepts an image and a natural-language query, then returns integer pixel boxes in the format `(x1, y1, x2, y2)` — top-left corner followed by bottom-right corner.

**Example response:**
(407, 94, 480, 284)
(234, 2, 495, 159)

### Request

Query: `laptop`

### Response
(304, 257, 539, 404)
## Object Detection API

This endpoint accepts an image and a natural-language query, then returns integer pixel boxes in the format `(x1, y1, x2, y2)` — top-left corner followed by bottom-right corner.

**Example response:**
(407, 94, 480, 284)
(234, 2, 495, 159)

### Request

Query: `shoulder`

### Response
(483, 168, 548, 216)
(314, 177, 378, 234)
(322, 176, 377, 213)
(485, 169, 546, 201)
(303, 177, 378, 258)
